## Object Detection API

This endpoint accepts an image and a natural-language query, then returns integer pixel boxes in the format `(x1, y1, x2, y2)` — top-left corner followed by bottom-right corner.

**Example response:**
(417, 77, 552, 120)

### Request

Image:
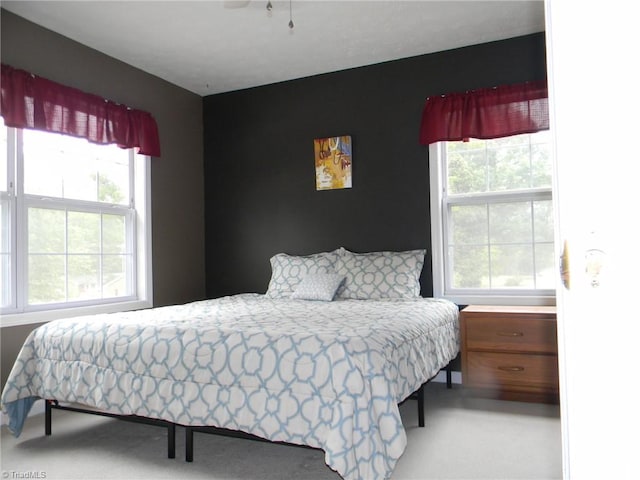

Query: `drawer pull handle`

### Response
(496, 331, 524, 337)
(498, 366, 525, 372)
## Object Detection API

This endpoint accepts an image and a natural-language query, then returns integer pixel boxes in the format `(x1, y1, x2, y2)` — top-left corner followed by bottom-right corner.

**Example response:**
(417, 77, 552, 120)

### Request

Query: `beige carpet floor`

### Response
(0, 382, 562, 479)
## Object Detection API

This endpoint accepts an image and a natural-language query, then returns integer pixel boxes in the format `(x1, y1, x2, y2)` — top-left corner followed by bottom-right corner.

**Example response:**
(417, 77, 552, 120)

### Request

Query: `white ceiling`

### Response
(1, 1, 546, 96)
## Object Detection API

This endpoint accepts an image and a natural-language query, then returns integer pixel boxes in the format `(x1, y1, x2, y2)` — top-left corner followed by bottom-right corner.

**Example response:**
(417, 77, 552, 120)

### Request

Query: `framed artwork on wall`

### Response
(313, 135, 352, 190)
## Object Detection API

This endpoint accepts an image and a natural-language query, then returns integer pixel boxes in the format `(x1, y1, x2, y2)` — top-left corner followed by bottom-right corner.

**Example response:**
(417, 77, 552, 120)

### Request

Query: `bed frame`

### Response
(44, 399, 176, 458)
(43, 362, 453, 462)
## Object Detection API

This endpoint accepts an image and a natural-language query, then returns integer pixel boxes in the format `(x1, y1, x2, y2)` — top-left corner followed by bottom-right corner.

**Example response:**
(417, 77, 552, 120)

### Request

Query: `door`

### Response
(545, 1, 640, 478)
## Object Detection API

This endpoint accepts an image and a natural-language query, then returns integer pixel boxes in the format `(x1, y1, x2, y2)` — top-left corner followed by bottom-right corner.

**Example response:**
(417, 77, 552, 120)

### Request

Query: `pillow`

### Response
(291, 273, 346, 301)
(265, 250, 341, 298)
(335, 249, 426, 300)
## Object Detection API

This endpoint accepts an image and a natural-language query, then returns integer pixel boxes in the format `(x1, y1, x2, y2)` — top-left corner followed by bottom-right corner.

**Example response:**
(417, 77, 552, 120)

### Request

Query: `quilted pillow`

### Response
(265, 250, 341, 298)
(291, 273, 346, 301)
(335, 249, 426, 299)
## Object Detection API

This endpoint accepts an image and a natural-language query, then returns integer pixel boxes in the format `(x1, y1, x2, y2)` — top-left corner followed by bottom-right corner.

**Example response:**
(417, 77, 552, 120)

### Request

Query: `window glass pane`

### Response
(28, 254, 65, 304)
(0, 118, 7, 191)
(103, 214, 126, 254)
(490, 134, 530, 148)
(0, 202, 8, 252)
(23, 131, 71, 198)
(23, 130, 129, 205)
(68, 211, 100, 254)
(447, 142, 487, 194)
(488, 145, 531, 191)
(1, 120, 9, 307)
(29, 208, 65, 253)
(490, 245, 535, 288)
(450, 204, 488, 245)
(449, 245, 489, 288)
(533, 200, 554, 242)
(447, 133, 553, 195)
(535, 243, 556, 289)
(531, 146, 552, 188)
(103, 255, 127, 297)
(68, 254, 100, 301)
(1, 201, 9, 307)
(0, 251, 9, 307)
(97, 157, 129, 204)
(489, 202, 532, 244)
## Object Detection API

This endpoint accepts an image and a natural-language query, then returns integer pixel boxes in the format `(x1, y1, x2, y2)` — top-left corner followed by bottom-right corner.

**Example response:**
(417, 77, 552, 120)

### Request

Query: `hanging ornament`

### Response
(289, 0, 294, 29)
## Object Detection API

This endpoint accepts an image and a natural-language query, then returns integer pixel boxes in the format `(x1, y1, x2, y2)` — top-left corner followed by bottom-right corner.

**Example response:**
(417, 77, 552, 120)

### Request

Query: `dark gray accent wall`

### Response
(203, 33, 548, 298)
(0, 10, 206, 387)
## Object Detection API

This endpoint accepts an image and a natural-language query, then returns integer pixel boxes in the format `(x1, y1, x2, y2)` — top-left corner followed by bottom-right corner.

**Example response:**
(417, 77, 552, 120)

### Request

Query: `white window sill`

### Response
(0, 300, 153, 328)
(442, 294, 556, 307)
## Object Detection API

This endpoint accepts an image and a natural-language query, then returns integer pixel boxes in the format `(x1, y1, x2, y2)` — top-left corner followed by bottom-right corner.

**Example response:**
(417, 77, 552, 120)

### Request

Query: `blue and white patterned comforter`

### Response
(1, 294, 459, 480)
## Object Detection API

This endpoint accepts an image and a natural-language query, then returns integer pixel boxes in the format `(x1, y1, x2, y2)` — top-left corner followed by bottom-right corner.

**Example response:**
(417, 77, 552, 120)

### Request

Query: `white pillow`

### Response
(291, 273, 346, 301)
(335, 249, 426, 299)
(265, 250, 341, 298)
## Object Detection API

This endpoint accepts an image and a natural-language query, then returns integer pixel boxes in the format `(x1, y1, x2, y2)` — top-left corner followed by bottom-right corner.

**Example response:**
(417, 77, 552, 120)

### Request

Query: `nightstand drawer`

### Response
(466, 351, 559, 390)
(461, 305, 558, 403)
(465, 316, 557, 354)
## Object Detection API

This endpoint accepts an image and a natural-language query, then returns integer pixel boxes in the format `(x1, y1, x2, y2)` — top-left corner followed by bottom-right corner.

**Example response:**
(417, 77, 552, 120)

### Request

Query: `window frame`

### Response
(0, 125, 153, 327)
(429, 140, 556, 307)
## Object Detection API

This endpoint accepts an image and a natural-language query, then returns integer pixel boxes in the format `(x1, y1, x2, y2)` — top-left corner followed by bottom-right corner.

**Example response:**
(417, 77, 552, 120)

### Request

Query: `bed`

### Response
(1, 248, 459, 480)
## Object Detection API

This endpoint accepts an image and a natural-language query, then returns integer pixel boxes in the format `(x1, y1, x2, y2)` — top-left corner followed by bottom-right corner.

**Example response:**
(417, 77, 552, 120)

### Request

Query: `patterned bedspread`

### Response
(1, 294, 459, 480)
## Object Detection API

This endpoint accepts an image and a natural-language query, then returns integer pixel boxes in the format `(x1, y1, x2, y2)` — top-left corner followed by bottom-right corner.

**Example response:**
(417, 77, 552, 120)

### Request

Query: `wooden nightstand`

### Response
(460, 305, 559, 403)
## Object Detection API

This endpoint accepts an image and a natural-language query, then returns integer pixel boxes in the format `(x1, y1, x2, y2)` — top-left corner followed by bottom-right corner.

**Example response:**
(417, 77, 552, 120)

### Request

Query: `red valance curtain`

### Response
(419, 80, 549, 145)
(0, 64, 161, 157)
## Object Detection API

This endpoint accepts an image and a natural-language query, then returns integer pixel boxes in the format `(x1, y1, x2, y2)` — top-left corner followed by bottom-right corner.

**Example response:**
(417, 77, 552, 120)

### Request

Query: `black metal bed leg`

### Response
(417, 383, 425, 428)
(45, 400, 52, 435)
(167, 423, 176, 459)
(446, 362, 452, 389)
(186, 427, 194, 462)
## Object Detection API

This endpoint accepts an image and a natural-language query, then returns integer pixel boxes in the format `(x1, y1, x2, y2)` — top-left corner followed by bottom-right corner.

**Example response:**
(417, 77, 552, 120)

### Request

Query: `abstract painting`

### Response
(314, 135, 352, 190)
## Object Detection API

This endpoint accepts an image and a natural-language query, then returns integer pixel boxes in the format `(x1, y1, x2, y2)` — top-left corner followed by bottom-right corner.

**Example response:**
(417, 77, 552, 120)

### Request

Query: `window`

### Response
(429, 131, 555, 305)
(1, 118, 152, 325)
